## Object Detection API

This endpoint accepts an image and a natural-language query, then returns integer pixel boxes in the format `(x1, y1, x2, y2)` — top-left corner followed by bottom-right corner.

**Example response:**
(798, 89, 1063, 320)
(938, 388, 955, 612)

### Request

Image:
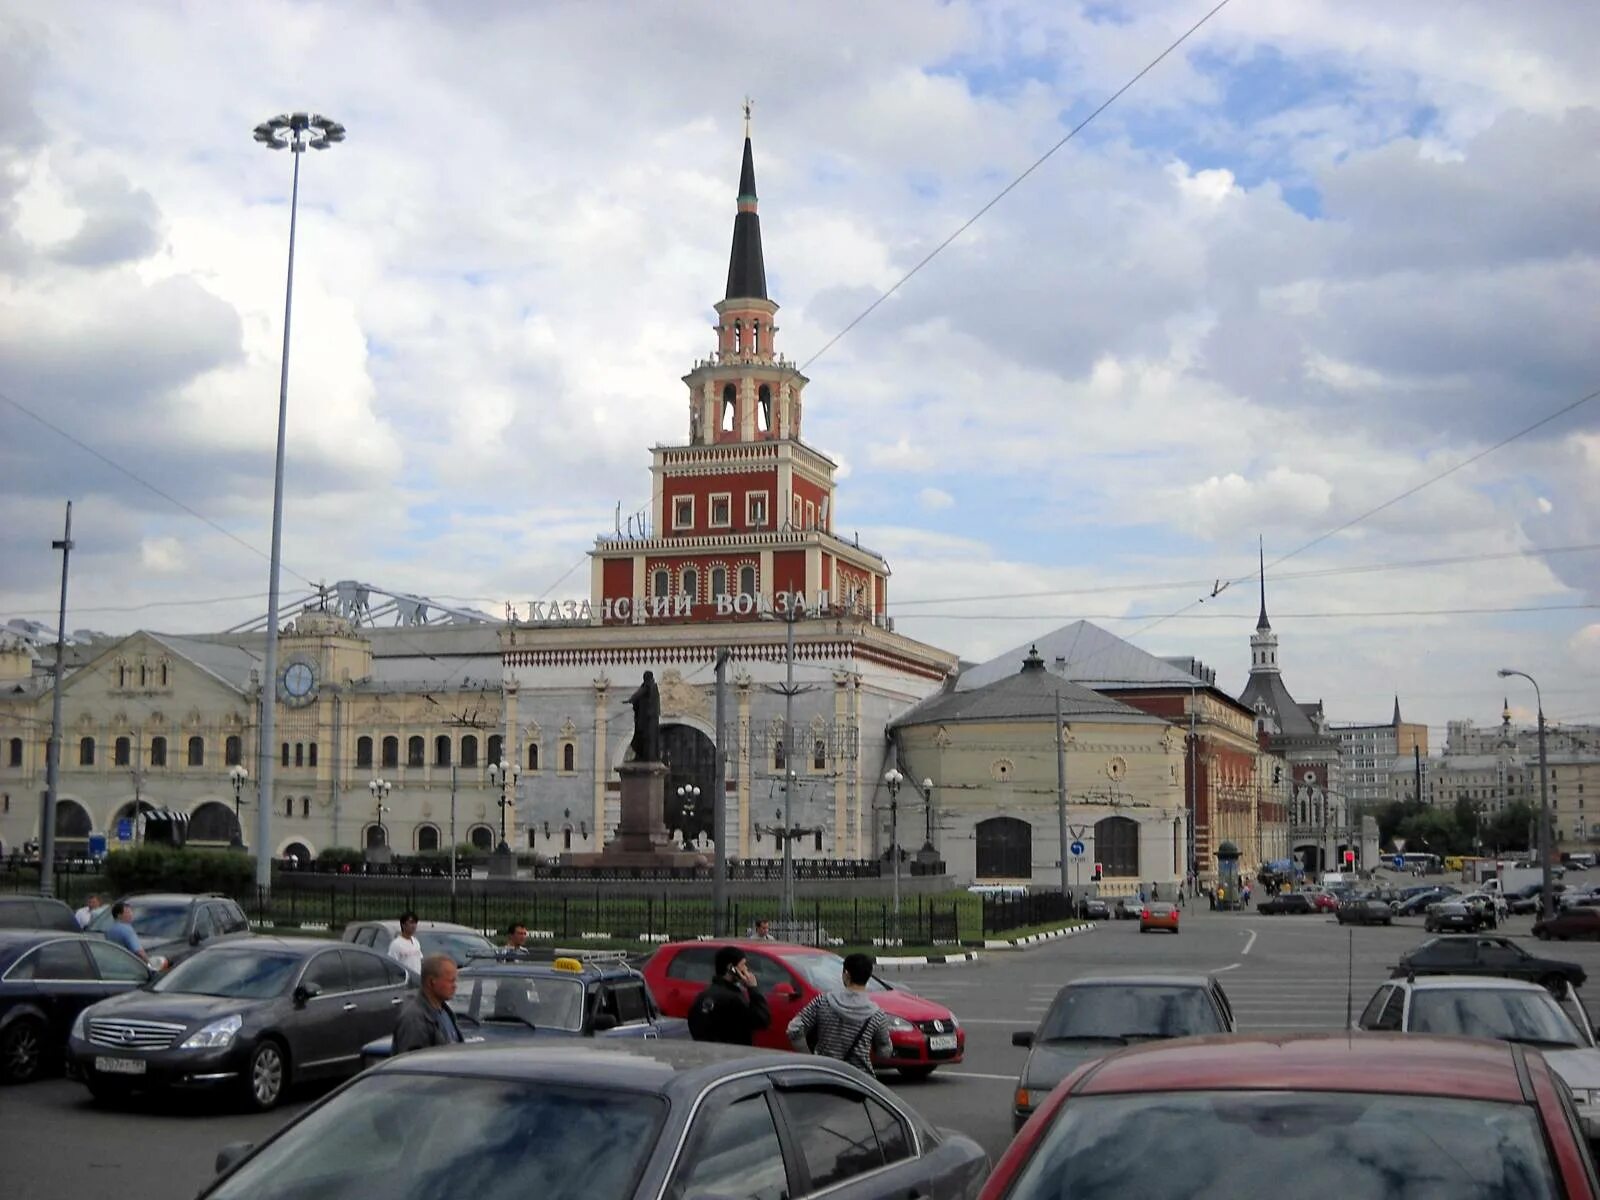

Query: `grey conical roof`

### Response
(724, 136, 767, 301)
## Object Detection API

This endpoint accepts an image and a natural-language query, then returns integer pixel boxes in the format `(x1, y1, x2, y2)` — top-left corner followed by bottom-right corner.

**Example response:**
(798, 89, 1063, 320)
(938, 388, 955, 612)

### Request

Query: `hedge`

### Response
(103, 847, 257, 899)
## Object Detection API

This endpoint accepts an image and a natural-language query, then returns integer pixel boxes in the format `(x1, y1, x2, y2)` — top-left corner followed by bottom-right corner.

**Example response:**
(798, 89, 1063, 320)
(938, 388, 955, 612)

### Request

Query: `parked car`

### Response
(641, 940, 963, 1079)
(1255, 893, 1316, 916)
(1510, 881, 1568, 915)
(342, 919, 495, 968)
(1536, 908, 1600, 941)
(1138, 903, 1179, 934)
(981, 1034, 1598, 1198)
(362, 952, 688, 1061)
(1335, 897, 1393, 926)
(1079, 898, 1110, 921)
(1460, 891, 1505, 926)
(1395, 887, 1458, 917)
(1009, 974, 1235, 1132)
(1114, 897, 1142, 920)
(1424, 901, 1482, 933)
(68, 935, 413, 1110)
(1395, 935, 1587, 992)
(86, 893, 252, 972)
(1355, 974, 1600, 1146)
(1559, 888, 1600, 912)
(0, 896, 80, 932)
(1308, 890, 1341, 913)
(0, 930, 151, 1084)
(200, 1041, 990, 1200)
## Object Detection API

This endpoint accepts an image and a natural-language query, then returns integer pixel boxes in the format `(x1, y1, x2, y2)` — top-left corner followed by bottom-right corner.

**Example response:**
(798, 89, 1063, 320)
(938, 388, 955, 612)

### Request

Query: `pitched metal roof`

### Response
(893, 648, 1166, 729)
(955, 620, 1208, 693)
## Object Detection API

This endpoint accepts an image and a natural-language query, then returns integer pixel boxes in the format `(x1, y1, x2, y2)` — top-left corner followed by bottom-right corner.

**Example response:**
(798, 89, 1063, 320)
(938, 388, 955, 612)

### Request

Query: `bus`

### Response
(1396, 852, 1441, 875)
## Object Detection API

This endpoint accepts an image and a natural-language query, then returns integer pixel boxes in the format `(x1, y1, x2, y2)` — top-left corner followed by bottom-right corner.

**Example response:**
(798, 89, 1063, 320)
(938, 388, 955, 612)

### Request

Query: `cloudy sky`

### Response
(1, 1, 1597, 740)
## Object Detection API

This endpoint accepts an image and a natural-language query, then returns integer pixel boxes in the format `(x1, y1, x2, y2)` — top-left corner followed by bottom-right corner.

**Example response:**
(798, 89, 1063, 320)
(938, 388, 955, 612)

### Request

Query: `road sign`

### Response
(88, 832, 108, 860)
(1070, 840, 1085, 857)
(1392, 854, 1405, 869)
(116, 819, 133, 842)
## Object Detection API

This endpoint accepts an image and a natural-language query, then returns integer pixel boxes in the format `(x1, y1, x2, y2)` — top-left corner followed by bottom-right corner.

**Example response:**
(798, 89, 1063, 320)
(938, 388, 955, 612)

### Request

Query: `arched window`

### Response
(711, 566, 728, 599)
(188, 802, 236, 843)
(308, 743, 318, 768)
(976, 817, 1032, 879)
(407, 736, 425, 768)
(681, 567, 698, 601)
(773, 739, 786, 771)
(225, 735, 241, 767)
(115, 737, 130, 766)
(1094, 815, 1140, 878)
(460, 735, 478, 768)
(383, 736, 399, 768)
(733, 319, 742, 354)
(294, 743, 304, 768)
(739, 565, 757, 598)
(813, 738, 826, 770)
(435, 735, 452, 767)
(562, 742, 576, 772)
(116, 664, 126, 688)
(9, 737, 23, 767)
(356, 737, 373, 769)
(187, 736, 204, 767)
(469, 825, 494, 852)
(563, 827, 573, 851)
(139, 664, 147, 687)
(417, 825, 441, 852)
(527, 743, 540, 770)
(758, 384, 771, 431)
(54, 799, 91, 841)
(160, 662, 168, 687)
(750, 320, 761, 355)
(653, 569, 670, 598)
(721, 383, 736, 431)
(487, 735, 502, 764)
(150, 736, 167, 768)
(365, 824, 387, 849)
(79, 737, 95, 767)
(283, 796, 293, 818)
(301, 796, 310, 818)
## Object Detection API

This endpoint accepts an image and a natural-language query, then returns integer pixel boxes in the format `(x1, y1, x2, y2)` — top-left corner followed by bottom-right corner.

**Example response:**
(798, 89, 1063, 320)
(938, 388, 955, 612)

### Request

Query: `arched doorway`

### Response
(416, 825, 440, 852)
(661, 723, 719, 845)
(188, 801, 239, 845)
(468, 825, 494, 852)
(1095, 816, 1140, 878)
(1294, 842, 1324, 875)
(282, 841, 312, 863)
(54, 799, 92, 851)
(976, 817, 1032, 879)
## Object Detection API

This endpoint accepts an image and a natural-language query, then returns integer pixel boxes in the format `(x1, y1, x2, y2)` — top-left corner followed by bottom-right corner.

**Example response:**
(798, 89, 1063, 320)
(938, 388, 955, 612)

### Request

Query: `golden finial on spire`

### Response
(743, 96, 754, 138)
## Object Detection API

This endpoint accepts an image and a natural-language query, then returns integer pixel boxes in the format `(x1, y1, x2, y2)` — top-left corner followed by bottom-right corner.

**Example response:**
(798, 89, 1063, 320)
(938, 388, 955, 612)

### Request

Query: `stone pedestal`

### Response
(488, 846, 518, 878)
(567, 761, 709, 869)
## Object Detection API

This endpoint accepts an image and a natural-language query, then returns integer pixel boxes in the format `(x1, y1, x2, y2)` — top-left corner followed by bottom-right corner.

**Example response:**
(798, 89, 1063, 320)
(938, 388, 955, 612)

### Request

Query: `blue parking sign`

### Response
(1070, 840, 1085, 857)
(117, 818, 134, 842)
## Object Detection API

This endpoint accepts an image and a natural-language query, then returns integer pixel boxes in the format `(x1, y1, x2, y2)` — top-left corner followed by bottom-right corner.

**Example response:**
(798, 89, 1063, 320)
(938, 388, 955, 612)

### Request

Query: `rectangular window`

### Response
(805, 502, 816, 530)
(746, 493, 768, 527)
(673, 496, 694, 530)
(709, 494, 731, 527)
(792, 496, 803, 528)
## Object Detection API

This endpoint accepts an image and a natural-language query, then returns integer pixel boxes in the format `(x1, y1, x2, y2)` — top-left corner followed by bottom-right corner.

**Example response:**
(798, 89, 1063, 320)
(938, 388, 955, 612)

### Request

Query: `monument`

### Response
(565, 671, 710, 869)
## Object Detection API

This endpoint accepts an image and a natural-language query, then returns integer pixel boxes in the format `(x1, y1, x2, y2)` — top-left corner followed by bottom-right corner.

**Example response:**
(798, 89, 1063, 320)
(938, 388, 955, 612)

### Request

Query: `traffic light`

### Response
(1092, 862, 1103, 882)
(1343, 850, 1356, 866)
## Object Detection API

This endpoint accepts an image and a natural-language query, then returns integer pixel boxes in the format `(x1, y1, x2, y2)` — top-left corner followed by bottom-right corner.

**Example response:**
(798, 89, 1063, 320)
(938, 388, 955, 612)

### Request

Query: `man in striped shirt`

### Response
(785, 952, 893, 1074)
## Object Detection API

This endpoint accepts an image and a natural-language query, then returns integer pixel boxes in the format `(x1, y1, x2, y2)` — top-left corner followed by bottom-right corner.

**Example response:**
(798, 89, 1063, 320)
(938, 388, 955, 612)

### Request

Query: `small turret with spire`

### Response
(1249, 536, 1280, 673)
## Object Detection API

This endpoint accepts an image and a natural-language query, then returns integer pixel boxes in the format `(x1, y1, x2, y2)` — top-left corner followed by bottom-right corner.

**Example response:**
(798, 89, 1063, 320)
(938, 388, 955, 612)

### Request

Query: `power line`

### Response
(796, 0, 1236, 373)
(892, 602, 1600, 621)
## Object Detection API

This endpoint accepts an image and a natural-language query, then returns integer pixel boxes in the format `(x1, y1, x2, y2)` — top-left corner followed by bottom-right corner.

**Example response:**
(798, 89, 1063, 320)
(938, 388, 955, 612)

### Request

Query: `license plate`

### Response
(95, 1056, 147, 1076)
(928, 1034, 958, 1052)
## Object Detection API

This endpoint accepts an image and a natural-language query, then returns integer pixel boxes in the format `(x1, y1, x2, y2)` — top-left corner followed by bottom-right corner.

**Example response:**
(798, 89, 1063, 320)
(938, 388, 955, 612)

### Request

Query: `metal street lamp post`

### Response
(919, 777, 934, 851)
(228, 765, 249, 849)
(487, 760, 519, 855)
(367, 778, 391, 852)
(780, 768, 798, 925)
(251, 111, 345, 894)
(883, 768, 903, 939)
(1500, 668, 1553, 920)
(676, 784, 702, 849)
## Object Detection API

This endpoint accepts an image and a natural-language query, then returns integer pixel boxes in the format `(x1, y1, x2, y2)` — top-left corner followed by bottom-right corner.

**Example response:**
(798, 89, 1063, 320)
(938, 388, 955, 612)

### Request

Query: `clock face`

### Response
(282, 661, 317, 699)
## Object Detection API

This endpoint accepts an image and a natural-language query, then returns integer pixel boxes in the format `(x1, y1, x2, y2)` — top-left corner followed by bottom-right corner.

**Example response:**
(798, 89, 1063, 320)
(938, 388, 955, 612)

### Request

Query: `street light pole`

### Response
(367, 777, 391, 853)
(488, 759, 518, 854)
(676, 784, 702, 849)
(229, 765, 249, 849)
(39, 501, 73, 899)
(251, 112, 345, 894)
(883, 769, 903, 940)
(920, 777, 934, 850)
(1500, 668, 1552, 920)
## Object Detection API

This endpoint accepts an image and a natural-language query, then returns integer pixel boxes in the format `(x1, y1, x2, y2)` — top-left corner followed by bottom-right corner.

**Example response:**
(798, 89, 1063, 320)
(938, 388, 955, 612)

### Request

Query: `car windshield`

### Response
(206, 1073, 665, 1200)
(93, 901, 191, 941)
(1005, 1091, 1558, 1199)
(417, 931, 495, 965)
(154, 950, 300, 999)
(1037, 986, 1224, 1041)
(460, 975, 585, 1032)
(1407, 989, 1585, 1047)
(782, 953, 888, 993)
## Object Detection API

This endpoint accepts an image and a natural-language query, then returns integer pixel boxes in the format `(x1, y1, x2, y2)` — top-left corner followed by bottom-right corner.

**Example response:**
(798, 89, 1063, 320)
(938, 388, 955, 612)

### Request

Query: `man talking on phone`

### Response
(688, 946, 772, 1045)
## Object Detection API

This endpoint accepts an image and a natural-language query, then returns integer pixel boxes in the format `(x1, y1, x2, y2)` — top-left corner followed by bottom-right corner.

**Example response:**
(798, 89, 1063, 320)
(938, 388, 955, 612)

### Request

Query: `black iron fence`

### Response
(980, 890, 1077, 934)
(278, 857, 907, 882)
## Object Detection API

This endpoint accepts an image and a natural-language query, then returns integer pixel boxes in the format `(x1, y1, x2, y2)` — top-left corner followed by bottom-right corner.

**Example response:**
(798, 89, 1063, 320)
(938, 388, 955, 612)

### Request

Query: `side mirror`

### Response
(214, 1141, 254, 1175)
(592, 1013, 620, 1033)
(293, 983, 322, 1006)
(1012, 1031, 1035, 1048)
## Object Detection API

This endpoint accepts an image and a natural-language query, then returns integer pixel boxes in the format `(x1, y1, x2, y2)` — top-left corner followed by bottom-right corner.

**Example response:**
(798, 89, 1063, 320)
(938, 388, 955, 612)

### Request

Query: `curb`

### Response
(876, 950, 980, 967)
(982, 922, 1098, 950)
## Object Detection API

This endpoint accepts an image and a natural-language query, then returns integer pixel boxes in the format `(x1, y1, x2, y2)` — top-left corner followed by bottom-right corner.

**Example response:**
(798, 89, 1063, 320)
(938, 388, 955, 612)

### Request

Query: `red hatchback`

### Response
(642, 940, 964, 1077)
(982, 1034, 1599, 1199)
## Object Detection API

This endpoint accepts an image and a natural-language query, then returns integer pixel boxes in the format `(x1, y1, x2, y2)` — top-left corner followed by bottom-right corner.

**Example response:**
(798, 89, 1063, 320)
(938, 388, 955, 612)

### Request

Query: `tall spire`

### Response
(725, 101, 768, 301)
(1392, 695, 1402, 726)
(1256, 536, 1270, 631)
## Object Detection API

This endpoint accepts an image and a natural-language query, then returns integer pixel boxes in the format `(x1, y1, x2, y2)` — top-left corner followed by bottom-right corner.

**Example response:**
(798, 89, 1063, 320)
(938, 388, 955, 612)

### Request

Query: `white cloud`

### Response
(917, 487, 954, 511)
(138, 536, 185, 574)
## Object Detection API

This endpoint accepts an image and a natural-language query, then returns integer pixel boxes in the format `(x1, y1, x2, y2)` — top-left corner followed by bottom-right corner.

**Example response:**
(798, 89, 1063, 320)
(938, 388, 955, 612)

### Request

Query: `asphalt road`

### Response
(8, 904, 1600, 1199)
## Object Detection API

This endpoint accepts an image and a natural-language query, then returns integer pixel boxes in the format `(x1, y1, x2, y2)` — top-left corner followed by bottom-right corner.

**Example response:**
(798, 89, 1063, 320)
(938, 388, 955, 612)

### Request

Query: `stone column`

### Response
(737, 673, 753, 857)
(850, 674, 864, 857)
(593, 678, 610, 852)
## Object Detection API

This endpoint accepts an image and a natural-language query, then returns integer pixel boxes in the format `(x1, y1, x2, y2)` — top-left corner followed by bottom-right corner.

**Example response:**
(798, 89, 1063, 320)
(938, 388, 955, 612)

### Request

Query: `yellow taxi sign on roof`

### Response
(553, 957, 584, 972)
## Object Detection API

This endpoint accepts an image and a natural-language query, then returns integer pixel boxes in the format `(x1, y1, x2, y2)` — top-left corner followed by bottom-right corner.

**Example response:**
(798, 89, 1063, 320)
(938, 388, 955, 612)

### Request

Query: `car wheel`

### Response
(1534, 927, 1550, 940)
(898, 1066, 936, 1081)
(241, 1040, 287, 1112)
(0, 1016, 46, 1084)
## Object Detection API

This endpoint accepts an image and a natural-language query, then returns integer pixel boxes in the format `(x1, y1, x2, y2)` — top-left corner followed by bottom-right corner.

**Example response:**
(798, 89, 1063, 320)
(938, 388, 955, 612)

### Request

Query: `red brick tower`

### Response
(591, 118, 890, 625)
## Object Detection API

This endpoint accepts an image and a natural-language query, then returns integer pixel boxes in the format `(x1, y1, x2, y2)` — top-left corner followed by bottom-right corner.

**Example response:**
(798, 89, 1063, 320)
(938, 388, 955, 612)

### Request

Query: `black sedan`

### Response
(1256, 893, 1316, 915)
(1395, 887, 1458, 917)
(68, 936, 412, 1110)
(1395, 935, 1587, 992)
(1335, 897, 1393, 926)
(198, 1042, 990, 1200)
(1424, 901, 1481, 933)
(0, 930, 151, 1083)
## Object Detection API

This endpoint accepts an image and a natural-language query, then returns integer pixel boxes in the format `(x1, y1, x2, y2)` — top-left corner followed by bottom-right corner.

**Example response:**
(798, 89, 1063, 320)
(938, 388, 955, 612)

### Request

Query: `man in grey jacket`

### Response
(786, 952, 893, 1074)
(393, 954, 463, 1054)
